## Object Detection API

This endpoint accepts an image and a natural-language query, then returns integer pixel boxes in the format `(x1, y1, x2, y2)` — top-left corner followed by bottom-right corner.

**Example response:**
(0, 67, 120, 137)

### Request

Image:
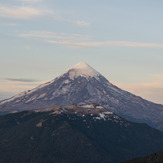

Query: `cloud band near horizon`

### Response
(4, 78, 39, 83)
(48, 40, 163, 48)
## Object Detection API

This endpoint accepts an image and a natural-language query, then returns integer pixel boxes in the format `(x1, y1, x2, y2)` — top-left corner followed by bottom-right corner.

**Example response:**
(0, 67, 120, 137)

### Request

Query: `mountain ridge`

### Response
(0, 104, 163, 163)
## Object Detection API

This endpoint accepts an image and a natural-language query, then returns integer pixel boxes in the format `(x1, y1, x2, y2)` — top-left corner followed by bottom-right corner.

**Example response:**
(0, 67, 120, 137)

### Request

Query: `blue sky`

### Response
(0, 0, 163, 104)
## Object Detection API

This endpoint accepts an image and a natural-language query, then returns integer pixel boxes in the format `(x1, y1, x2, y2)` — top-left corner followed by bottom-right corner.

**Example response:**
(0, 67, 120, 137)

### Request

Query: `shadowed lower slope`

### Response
(123, 149, 163, 163)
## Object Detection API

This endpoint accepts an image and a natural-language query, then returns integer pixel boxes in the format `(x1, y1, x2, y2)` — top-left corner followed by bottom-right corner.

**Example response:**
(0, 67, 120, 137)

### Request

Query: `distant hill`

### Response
(0, 104, 163, 163)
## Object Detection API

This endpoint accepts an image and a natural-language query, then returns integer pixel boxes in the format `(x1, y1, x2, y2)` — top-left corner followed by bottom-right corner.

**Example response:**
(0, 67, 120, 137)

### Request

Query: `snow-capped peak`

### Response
(71, 62, 93, 70)
(66, 62, 101, 80)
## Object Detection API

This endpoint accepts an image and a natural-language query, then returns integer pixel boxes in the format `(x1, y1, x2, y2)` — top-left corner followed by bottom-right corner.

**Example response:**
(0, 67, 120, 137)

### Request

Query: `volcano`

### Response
(0, 62, 163, 131)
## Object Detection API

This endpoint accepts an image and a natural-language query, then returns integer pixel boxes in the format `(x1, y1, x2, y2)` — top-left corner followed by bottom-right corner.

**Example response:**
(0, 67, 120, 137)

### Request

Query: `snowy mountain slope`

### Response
(0, 62, 163, 131)
(35, 104, 122, 124)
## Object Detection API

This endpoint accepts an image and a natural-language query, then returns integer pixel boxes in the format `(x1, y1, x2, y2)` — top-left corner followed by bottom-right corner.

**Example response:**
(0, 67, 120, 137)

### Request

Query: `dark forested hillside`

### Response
(0, 106, 163, 163)
(123, 149, 163, 163)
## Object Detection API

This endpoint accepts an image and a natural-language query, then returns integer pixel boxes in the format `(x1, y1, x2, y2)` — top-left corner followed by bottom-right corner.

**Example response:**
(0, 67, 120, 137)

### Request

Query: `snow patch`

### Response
(80, 104, 95, 109)
(94, 111, 114, 120)
(99, 113, 105, 119)
(37, 93, 46, 99)
(25, 95, 38, 103)
(64, 80, 70, 84)
(103, 111, 113, 115)
(96, 106, 104, 109)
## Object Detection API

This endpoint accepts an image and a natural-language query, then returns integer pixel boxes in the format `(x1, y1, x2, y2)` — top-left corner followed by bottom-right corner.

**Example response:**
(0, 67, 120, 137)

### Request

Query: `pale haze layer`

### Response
(0, 0, 163, 104)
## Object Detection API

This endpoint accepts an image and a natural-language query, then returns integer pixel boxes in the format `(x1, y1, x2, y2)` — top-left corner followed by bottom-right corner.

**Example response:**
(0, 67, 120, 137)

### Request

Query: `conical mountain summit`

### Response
(65, 62, 100, 79)
(0, 62, 163, 131)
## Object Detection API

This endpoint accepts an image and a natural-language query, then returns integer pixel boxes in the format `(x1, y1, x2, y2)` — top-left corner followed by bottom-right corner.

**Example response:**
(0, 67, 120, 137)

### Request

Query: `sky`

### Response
(0, 0, 163, 104)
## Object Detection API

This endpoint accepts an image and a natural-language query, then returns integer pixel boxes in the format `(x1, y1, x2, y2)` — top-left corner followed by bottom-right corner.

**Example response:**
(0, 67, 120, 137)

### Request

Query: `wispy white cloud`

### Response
(48, 40, 163, 48)
(48, 40, 99, 48)
(75, 20, 91, 29)
(0, 5, 52, 19)
(18, 31, 163, 49)
(19, 31, 93, 40)
(18, 0, 42, 2)
(0, 23, 20, 26)
(0, 4, 91, 28)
